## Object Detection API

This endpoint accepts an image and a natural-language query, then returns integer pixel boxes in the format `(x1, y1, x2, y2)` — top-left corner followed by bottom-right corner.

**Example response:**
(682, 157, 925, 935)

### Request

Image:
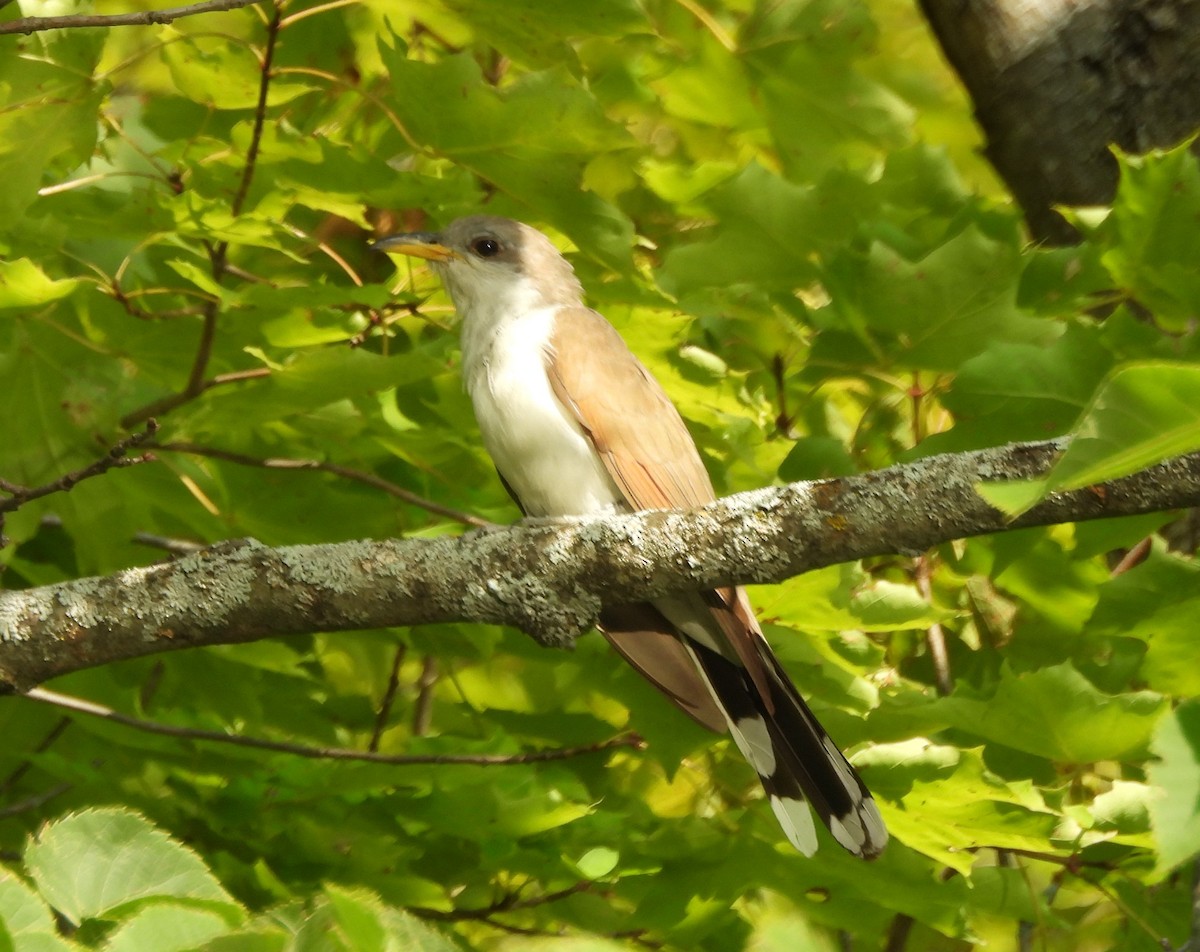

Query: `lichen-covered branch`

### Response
(2, 439, 1198, 693)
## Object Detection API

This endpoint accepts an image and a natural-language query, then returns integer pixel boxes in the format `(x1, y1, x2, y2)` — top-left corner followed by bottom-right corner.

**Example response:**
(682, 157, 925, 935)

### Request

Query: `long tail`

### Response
(684, 637, 888, 859)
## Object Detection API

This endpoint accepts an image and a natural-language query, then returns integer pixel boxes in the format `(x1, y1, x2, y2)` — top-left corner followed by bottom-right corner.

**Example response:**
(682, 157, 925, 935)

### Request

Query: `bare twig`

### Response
(996, 849, 1036, 952)
(770, 352, 795, 438)
(412, 655, 439, 736)
(0, 421, 159, 523)
(119, 3, 283, 429)
(1180, 857, 1200, 952)
(149, 440, 491, 527)
(0, 718, 71, 792)
(411, 880, 594, 922)
(0, 0, 259, 35)
(0, 782, 73, 819)
(228, 3, 279, 221)
(883, 913, 914, 952)
(915, 555, 952, 696)
(1111, 536, 1153, 577)
(132, 532, 207, 555)
(22, 688, 644, 766)
(118, 369, 271, 429)
(369, 644, 407, 752)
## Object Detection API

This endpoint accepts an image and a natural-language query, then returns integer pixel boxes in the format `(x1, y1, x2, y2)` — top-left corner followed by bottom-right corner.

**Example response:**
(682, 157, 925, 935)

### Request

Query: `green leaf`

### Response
(935, 326, 1114, 449)
(661, 163, 867, 295)
(323, 886, 388, 952)
(0, 872, 53, 938)
(934, 664, 1166, 763)
(0, 871, 75, 951)
(1090, 780, 1154, 838)
(162, 32, 318, 110)
(778, 436, 857, 480)
(0, 259, 81, 310)
(379, 46, 635, 269)
(191, 346, 445, 432)
(1088, 548, 1200, 695)
(824, 226, 1054, 370)
(741, 0, 912, 179)
(104, 904, 231, 952)
(489, 940, 629, 952)
(293, 886, 460, 952)
(24, 809, 235, 925)
(1048, 362, 1200, 490)
(441, 0, 645, 67)
(854, 740, 1058, 874)
(196, 932, 288, 952)
(571, 847, 619, 879)
(1102, 144, 1200, 327)
(974, 479, 1048, 518)
(752, 563, 952, 633)
(0, 58, 102, 218)
(1149, 700, 1200, 875)
(990, 528, 1109, 635)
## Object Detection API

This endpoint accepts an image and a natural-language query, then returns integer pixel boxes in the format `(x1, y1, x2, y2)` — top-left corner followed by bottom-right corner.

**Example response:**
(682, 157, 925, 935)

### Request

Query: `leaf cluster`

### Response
(2, 0, 1200, 949)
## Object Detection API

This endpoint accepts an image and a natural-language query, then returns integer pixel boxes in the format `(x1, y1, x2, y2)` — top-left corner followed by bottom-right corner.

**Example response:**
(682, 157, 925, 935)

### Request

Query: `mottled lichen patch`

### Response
(278, 540, 379, 593)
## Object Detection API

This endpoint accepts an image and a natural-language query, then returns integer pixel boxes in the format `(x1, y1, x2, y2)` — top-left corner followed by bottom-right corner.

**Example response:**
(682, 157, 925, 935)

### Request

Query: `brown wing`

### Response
(546, 307, 773, 709)
(599, 603, 727, 732)
(546, 307, 715, 511)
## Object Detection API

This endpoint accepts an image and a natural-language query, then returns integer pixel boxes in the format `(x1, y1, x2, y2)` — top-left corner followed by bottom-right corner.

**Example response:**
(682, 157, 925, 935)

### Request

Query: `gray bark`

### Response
(920, 0, 1200, 243)
(3, 440, 1199, 693)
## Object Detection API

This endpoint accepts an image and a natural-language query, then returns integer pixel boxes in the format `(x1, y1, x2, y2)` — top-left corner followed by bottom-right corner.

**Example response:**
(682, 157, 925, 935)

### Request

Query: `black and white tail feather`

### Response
(683, 637, 888, 859)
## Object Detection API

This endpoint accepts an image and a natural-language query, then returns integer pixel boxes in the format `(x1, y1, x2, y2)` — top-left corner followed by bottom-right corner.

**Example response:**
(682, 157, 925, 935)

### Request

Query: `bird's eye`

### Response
(471, 237, 501, 258)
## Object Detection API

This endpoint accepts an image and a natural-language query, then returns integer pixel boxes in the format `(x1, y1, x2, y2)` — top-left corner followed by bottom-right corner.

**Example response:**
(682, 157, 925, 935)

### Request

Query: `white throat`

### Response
(454, 275, 623, 517)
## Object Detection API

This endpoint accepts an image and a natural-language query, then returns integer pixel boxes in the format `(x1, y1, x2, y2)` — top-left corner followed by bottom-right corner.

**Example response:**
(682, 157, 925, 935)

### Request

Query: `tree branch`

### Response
(0, 421, 158, 516)
(149, 440, 491, 528)
(0, 0, 259, 35)
(21, 688, 642, 766)
(118, 4, 281, 430)
(2, 440, 1198, 692)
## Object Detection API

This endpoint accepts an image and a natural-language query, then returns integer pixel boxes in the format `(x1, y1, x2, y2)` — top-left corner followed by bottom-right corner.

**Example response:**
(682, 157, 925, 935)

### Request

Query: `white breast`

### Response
(460, 298, 623, 518)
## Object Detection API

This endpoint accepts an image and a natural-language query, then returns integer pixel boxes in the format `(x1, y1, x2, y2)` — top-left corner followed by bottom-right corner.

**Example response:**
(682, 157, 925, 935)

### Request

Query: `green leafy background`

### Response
(1, 0, 1199, 949)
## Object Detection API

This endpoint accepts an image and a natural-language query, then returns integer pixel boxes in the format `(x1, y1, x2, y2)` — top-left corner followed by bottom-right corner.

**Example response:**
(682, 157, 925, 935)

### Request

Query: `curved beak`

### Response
(371, 231, 459, 262)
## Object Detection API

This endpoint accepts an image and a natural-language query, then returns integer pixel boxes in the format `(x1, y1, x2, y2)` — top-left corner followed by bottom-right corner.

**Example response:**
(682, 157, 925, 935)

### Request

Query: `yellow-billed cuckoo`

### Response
(374, 216, 887, 859)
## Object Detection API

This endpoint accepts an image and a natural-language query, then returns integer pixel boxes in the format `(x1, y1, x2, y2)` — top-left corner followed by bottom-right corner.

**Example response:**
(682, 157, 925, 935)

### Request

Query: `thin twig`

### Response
(0, 0, 258, 35)
(149, 440, 491, 527)
(22, 688, 644, 766)
(770, 353, 794, 437)
(229, 2, 279, 221)
(411, 881, 593, 922)
(0, 782, 73, 819)
(119, 369, 271, 428)
(412, 655, 439, 736)
(0, 421, 159, 516)
(997, 849, 1036, 952)
(915, 555, 953, 696)
(1111, 536, 1152, 576)
(369, 644, 407, 752)
(132, 532, 207, 555)
(279, 0, 356, 28)
(667, 0, 735, 51)
(0, 718, 71, 792)
(883, 912, 914, 952)
(119, 3, 282, 428)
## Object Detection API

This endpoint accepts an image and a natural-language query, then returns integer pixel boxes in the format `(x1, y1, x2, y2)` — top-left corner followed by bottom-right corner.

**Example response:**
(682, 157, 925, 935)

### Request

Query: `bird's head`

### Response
(373, 215, 582, 316)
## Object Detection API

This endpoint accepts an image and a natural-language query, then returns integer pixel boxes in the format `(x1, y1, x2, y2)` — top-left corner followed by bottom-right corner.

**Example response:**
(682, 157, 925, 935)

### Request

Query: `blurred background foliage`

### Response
(2, 0, 1200, 949)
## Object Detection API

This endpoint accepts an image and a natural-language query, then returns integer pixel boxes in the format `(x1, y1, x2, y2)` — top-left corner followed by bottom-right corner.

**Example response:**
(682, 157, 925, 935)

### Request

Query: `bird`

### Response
(373, 215, 887, 859)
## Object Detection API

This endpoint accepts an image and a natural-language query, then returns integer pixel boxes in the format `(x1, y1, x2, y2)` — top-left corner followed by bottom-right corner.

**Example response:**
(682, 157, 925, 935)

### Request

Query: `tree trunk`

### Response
(920, 0, 1200, 244)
